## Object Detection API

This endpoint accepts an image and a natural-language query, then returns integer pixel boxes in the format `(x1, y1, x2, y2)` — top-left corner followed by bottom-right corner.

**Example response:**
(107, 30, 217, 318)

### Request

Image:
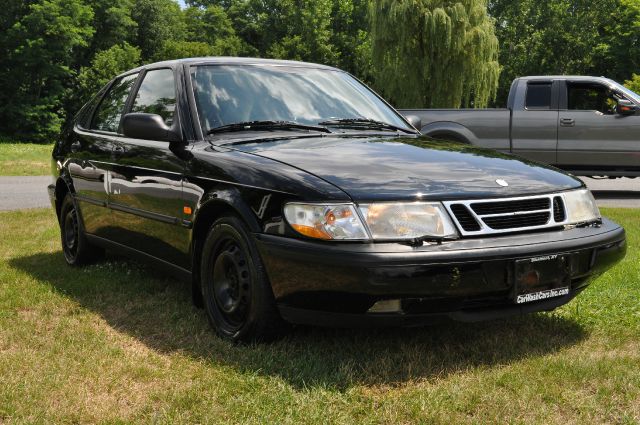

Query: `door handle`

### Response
(560, 118, 575, 127)
(70, 141, 81, 152)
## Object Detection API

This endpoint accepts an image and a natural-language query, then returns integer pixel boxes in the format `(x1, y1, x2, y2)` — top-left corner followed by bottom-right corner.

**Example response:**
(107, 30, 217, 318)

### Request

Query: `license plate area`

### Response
(514, 254, 571, 304)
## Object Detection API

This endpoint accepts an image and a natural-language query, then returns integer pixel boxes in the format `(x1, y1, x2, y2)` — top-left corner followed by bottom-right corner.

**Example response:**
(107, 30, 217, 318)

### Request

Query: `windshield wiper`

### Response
(207, 120, 331, 135)
(318, 118, 416, 134)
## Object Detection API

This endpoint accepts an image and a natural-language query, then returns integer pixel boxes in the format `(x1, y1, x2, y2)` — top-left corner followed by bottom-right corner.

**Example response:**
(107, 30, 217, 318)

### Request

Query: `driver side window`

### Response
(567, 82, 620, 115)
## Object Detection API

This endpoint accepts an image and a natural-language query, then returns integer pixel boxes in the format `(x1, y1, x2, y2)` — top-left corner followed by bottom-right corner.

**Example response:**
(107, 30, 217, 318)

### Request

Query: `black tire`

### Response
(200, 215, 286, 343)
(59, 193, 103, 266)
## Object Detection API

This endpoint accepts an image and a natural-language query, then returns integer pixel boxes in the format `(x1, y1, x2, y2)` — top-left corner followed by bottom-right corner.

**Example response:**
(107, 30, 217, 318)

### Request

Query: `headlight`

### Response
(360, 202, 458, 240)
(564, 189, 600, 224)
(283, 203, 368, 240)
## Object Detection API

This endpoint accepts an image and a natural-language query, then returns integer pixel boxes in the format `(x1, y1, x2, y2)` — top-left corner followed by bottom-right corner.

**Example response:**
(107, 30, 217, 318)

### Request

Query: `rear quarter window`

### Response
(525, 82, 552, 109)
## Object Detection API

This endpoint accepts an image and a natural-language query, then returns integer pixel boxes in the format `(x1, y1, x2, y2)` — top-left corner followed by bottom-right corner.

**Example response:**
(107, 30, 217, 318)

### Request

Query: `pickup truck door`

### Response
(557, 80, 640, 172)
(108, 67, 190, 269)
(510, 79, 559, 164)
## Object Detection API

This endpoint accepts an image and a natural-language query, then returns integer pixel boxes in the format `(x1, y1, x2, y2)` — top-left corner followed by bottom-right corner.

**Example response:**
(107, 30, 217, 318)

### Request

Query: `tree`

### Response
(370, 0, 500, 108)
(624, 74, 640, 95)
(591, 0, 640, 84)
(76, 42, 141, 105)
(181, 5, 246, 57)
(130, 0, 186, 61)
(84, 0, 137, 58)
(0, 0, 94, 141)
(155, 40, 215, 61)
(223, 0, 339, 64)
(489, 0, 623, 104)
(329, 0, 373, 82)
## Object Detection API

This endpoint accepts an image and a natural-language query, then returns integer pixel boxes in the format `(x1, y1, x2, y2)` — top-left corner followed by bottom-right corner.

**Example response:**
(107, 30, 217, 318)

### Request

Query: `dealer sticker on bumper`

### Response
(516, 287, 570, 304)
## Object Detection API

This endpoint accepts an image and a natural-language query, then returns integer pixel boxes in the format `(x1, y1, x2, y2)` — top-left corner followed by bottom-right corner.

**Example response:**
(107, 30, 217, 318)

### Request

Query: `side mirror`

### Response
(122, 113, 182, 142)
(403, 114, 422, 130)
(617, 99, 638, 116)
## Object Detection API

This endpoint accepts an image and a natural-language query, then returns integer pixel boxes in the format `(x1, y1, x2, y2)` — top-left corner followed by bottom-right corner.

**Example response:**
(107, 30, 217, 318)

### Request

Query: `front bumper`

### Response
(255, 218, 626, 326)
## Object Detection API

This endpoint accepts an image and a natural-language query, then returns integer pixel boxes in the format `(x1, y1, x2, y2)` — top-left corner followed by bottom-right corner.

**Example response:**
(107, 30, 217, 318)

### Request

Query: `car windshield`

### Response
(606, 78, 640, 103)
(190, 64, 412, 134)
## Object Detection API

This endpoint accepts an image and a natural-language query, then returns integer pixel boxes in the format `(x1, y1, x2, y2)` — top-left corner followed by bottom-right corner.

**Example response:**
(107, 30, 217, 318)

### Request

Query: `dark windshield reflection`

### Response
(190, 65, 410, 133)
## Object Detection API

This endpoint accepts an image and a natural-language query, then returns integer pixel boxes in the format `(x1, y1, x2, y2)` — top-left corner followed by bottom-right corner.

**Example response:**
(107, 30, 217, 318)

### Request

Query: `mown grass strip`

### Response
(0, 208, 637, 423)
(0, 142, 52, 176)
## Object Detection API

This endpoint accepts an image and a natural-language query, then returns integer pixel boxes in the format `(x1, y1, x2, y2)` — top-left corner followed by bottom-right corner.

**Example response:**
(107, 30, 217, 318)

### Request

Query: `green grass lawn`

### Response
(0, 208, 638, 423)
(0, 142, 52, 176)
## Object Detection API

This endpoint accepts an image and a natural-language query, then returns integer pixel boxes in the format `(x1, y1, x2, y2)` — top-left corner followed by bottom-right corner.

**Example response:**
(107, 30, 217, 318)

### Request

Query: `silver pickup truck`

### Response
(400, 76, 640, 178)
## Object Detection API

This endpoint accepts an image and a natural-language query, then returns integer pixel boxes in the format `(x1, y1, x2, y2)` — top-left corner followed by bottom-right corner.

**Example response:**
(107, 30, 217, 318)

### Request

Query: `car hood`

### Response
(225, 135, 583, 201)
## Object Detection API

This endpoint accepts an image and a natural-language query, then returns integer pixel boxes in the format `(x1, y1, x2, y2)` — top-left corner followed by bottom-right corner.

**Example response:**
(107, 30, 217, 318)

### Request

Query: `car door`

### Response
(557, 80, 640, 171)
(510, 79, 559, 164)
(68, 72, 139, 238)
(108, 67, 190, 268)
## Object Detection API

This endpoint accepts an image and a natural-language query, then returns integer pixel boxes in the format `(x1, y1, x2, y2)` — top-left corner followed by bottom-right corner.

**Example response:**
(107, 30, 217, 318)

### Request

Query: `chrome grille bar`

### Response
(443, 193, 569, 236)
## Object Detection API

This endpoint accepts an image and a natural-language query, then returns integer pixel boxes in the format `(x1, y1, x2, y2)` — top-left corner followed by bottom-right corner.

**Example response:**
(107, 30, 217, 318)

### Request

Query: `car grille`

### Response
(444, 194, 568, 236)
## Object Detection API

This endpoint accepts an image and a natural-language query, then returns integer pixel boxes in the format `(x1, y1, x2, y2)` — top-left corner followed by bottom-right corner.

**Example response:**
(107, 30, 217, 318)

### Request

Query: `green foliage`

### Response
(371, 0, 500, 108)
(489, 0, 640, 105)
(624, 74, 640, 95)
(77, 43, 141, 105)
(330, 0, 373, 83)
(130, 0, 186, 61)
(592, 0, 640, 83)
(0, 0, 94, 142)
(155, 40, 215, 61)
(181, 5, 246, 56)
(5, 0, 640, 141)
(84, 0, 137, 57)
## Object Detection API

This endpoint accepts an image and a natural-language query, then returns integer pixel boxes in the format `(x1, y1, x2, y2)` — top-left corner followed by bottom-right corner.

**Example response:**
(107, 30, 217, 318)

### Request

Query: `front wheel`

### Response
(200, 216, 286, 343)
(59, 193, 103, 266)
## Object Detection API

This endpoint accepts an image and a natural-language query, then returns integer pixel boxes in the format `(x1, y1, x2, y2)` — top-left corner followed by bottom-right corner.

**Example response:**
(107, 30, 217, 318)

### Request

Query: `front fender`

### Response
(193, 187, 262, 234)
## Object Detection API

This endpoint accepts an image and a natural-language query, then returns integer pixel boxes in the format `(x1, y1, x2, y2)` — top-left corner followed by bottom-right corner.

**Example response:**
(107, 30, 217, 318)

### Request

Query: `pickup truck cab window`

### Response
(91, 73, 139, 133)
(525, 82, 552, 109)
(130, 68, 177, 126)
(567, 82, 618, 115)
(190, 65, 410, 134)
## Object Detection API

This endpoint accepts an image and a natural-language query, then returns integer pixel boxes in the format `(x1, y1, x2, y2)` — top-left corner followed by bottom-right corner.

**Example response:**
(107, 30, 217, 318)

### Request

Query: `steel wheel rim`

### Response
(63, 207, 79, 258)
(212, 240, 251, 329)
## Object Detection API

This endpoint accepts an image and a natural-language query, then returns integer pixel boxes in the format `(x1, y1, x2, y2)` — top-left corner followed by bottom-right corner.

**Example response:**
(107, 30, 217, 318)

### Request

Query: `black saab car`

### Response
(49, 57, 626, 342)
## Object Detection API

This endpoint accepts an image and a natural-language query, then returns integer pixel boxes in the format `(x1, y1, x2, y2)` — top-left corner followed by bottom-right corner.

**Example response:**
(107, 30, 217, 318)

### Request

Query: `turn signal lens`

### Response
(290, 224, 332, 240)
(284, 203, 368, 240)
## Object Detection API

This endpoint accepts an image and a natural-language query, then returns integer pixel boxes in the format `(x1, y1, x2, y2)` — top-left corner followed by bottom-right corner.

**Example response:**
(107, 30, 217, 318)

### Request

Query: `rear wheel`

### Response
(59, 193, 103, 266)
(200, 215, 286, 343)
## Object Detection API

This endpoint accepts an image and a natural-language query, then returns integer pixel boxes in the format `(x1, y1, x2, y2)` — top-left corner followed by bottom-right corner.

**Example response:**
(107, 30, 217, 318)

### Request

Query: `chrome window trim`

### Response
(443, 193, 569, 236)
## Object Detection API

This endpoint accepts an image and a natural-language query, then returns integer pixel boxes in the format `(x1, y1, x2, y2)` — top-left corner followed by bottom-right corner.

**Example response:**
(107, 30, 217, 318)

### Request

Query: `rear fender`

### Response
(420, 122, 477, 145)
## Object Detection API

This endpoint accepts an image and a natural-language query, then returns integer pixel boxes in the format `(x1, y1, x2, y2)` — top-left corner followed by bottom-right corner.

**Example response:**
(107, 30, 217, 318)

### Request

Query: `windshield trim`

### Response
(605, 78, 640, 104)
(186, 63, 416, 141)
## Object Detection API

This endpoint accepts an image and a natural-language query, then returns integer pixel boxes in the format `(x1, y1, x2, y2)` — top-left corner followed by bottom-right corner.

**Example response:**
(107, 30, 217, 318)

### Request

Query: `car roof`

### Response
(121, 56, 340, 77)
(518, 75, 610, 82)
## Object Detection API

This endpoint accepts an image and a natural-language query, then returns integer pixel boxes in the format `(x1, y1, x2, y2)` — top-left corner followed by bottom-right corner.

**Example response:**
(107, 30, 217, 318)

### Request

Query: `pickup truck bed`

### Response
(400, 76, 640, 178)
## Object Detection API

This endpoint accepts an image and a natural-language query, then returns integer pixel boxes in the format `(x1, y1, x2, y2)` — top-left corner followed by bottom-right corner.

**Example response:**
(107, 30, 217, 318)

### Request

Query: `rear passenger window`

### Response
(526, 83, 552, 109)
(91, 73, 139, 133)
(130, 69, 176, 126)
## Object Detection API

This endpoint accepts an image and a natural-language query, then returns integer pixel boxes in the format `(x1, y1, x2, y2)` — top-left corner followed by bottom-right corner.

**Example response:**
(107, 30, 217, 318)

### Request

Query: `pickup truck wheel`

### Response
(201, 215, 286, 343)
(59, 193, 103, 266)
